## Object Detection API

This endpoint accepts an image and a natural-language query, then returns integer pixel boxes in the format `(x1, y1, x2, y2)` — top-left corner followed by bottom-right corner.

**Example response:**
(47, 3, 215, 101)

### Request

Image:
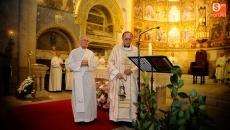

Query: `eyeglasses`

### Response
(82, 39, 89, 42)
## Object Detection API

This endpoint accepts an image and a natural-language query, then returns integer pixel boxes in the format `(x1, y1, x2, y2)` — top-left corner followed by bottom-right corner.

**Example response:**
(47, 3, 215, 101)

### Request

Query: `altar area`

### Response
(93, 67, 171, 115)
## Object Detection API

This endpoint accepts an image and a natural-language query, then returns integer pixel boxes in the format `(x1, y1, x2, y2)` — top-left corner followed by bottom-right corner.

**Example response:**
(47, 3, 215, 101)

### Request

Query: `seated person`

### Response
(168, 52, 178, 65)
(97, 53, 105, 68)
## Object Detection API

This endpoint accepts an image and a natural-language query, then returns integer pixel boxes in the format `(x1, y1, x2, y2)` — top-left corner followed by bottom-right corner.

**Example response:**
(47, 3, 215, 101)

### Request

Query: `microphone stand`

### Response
(136, 27, 159, 100)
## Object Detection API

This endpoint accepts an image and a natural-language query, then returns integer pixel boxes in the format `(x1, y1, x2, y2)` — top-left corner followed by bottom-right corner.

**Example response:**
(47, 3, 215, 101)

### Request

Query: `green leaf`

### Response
(199, 105, 205, 110)
(140, 111, 145, 120)
(178, 118, 186, 126)
(190, 89, 197, 99)
(141, 71, 148, 81)
(172, 100, 187, 107)
(139, 89, 145, 97)
(172, 87, 178, 98)
(177, 80, 184, 88)
(178, 126, 186, 130)
(142, 121, 152, 129)
(149, 123, 155, 130)
(153, 103, 157, 110)
(132, 120, 137, 128)
(178, 92, 189, 98)
(170, 74, 178, 86)
(167, 84, 174, 89)
(178, 110, 184, 118)
(185, 108, 190, 120)
(198, 95, 206, 105)
(172, 108, 181, 115)
(189, 105, 194, 114)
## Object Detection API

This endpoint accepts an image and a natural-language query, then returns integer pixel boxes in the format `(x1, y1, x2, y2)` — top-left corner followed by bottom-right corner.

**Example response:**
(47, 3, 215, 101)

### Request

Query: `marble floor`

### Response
(1, 75, 230, 130)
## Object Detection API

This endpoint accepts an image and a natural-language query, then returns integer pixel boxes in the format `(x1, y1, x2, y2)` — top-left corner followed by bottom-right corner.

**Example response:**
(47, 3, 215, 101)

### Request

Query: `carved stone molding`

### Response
(36, 24, 78, 47)
(73, 0, 124, 33)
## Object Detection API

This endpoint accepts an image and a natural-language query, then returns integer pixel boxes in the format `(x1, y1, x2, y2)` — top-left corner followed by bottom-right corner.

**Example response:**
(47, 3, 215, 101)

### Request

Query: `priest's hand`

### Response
(117, 73, 123, 79)
(124, 69, 132, 75)
(81, 59, 88, 66)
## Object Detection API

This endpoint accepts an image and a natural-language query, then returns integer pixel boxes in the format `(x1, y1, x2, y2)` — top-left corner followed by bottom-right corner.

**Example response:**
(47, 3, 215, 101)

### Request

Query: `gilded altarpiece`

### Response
(133, 0, 230, 50)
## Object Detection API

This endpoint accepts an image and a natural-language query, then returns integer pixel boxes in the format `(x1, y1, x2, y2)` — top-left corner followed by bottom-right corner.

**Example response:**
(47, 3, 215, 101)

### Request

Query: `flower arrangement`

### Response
(17, 76, 35, 98)
(96, 79, 109, 112)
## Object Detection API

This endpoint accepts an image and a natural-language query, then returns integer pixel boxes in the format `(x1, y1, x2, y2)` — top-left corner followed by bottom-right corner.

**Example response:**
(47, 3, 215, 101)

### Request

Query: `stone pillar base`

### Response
(34, 90, 49, 98)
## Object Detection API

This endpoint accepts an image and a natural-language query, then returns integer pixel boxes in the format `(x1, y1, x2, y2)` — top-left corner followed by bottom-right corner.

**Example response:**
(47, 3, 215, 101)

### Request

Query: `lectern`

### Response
(128, 55, 173, 92)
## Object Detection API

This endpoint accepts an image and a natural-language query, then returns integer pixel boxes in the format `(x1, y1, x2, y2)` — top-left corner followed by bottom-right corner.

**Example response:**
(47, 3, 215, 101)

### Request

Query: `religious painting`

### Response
(168, 6, 180, 22)
(155, 4, 167, 22)
(134, 0, 143, 18)
(134, 21, 143, 41)
(182, 27, 194, 43)
(168, 27, 180, 43)
(211, 23, 224, 40)
(182, 4, 194, 21)
(156, 28, 167, 43)
(37, 0, 74, 13)
(134, 28, 142, 41)
(144, 4, 154, 21)
(144, 27, 155, 41)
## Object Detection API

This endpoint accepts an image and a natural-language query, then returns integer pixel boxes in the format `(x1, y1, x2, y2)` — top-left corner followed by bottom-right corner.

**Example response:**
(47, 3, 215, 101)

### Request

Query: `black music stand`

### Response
(128, 55, 173, 92)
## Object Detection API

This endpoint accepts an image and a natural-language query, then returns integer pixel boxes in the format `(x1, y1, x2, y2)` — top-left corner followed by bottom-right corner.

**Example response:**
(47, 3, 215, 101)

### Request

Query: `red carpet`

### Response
(11, 99, 123, 130)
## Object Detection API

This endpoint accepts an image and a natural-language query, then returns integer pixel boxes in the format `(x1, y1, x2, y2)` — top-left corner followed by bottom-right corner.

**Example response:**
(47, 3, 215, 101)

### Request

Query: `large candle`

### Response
(148, 43, 152, 55)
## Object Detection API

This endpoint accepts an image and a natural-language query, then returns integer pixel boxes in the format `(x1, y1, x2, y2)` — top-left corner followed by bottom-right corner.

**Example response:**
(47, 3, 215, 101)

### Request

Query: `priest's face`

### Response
(122, 32, 133, 47)
(80, 36, 89, 49)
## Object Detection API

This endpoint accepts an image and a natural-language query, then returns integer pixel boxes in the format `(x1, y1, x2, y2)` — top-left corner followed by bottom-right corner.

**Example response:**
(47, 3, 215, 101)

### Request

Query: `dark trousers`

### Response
(1, 67, 11, 95)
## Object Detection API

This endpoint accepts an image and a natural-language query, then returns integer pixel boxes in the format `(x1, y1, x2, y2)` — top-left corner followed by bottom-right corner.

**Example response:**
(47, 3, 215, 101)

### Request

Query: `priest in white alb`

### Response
(168, 52, 178, 65)
(49, 51, 63, 91)
(64, 57, 73, 90)
(66, 35, 97, 124)
(215, 52, 226, 83)
(107, 31, 138, 126)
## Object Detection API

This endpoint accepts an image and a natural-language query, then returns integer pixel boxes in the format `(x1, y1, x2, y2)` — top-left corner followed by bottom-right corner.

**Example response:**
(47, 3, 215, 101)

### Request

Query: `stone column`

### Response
(18, 0, 37, 83)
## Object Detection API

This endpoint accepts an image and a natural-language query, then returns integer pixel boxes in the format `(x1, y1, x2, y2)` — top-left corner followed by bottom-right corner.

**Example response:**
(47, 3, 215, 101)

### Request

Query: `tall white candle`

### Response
(148, 43, 152, 55)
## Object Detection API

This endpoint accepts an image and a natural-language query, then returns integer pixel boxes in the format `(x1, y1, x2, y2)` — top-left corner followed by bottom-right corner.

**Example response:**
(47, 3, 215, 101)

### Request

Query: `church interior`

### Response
(0, 0, 230, 129)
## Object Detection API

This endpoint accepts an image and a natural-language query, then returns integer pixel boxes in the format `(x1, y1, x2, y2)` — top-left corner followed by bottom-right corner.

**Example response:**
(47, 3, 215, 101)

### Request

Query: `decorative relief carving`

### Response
(73, 0, 123, 32)
(133, 0, 230, 49)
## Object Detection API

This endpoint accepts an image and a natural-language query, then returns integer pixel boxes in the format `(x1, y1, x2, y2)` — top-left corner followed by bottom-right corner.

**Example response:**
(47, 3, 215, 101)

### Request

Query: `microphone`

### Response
(140, 26, 160, 36)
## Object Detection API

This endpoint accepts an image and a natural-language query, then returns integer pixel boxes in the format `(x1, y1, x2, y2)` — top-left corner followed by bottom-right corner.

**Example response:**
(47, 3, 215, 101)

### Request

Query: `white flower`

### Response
(17, 76, 34, 95)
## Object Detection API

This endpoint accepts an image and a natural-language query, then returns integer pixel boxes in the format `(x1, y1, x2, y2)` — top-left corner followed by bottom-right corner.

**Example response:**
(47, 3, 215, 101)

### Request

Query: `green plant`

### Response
(159, 66, 214, 130)
(132, 71, 160, 130)
(132, 66, 215, 130)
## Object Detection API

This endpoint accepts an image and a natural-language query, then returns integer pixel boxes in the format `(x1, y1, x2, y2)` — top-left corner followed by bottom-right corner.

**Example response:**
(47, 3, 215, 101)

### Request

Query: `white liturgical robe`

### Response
(49, 56, 63, 91)
(215, 56, 226, 80)
(168, 56, 178, 65)
(65, 58, 73, 90)
(66, 47, 97, 122)
(224, 55, 230, 82)
(108, 43, 138, 122)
